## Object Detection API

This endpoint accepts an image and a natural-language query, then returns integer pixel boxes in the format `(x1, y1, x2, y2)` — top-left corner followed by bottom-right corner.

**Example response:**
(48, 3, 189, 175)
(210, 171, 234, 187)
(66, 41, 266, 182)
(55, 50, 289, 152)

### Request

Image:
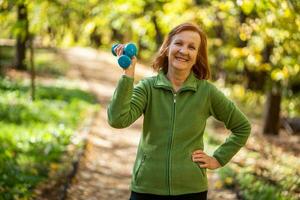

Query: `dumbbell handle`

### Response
(111, 44, 119, 56)
(111, 43, 137, 58)
(111, 43, 137, 69)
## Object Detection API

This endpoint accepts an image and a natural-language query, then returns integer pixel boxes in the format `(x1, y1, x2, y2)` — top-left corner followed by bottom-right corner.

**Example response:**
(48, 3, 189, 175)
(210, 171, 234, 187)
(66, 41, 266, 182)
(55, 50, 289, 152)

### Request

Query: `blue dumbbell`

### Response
(111, 43, 137, 69)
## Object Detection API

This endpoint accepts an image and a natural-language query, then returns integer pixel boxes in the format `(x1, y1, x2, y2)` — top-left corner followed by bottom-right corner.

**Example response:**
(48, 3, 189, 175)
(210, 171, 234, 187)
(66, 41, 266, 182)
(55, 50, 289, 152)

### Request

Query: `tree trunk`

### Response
(29, 35, 35, 101)
(151, 15, 163, 47)
(15, 2, 28, 70)
(111, 27, 123, 42)
(194, 0, 208, 5)
(263, 84, 282, 135)
(244, 68, 267, 91)
(260, 42, 281, 135)
(90, 27, 102, 47)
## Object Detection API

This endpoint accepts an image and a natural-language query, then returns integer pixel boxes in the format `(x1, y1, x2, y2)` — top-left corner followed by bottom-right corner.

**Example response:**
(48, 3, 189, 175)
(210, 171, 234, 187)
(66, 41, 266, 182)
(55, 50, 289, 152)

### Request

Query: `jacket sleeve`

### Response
(209, 84, 251, 166)
(107, 75, 147, 129)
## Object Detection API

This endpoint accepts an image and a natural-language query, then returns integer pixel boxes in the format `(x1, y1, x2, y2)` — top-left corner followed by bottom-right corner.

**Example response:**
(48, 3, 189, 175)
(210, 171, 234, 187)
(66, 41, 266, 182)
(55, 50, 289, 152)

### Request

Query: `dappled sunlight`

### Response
(1, 0, 300, 199)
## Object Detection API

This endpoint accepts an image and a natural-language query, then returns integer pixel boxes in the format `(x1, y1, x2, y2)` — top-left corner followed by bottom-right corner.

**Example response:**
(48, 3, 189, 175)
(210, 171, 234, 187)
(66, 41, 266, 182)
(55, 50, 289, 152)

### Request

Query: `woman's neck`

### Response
(166, 68, 191, 92)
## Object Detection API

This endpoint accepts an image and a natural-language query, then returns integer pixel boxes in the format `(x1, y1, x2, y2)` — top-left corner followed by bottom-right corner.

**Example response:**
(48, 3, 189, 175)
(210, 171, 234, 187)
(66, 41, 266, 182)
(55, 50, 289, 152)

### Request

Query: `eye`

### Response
(189, 46, 196, 50)
(174, 41, 182, 45)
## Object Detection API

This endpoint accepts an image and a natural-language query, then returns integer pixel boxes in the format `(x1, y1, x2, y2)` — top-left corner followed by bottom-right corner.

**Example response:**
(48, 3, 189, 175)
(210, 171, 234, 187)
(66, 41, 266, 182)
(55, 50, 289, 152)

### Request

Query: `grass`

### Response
(0, 46, 68, 77)
(31, 49, 69, 76)
(0, 77, 99, 199)
(0, 46, 14, 66)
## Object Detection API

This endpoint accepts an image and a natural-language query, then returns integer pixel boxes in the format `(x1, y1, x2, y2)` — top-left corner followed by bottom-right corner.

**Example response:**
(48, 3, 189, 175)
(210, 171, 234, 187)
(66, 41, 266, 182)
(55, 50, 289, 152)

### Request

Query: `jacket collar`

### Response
(154, 70, 198, 92)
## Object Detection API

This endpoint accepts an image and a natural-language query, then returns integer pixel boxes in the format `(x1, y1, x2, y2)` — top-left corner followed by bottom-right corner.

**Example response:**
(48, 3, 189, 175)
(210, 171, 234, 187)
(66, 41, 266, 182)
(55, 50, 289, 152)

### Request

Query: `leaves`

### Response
(0, 77, 98, 199)
(1, 0, 299, 78)
(237, 0, 255, 15)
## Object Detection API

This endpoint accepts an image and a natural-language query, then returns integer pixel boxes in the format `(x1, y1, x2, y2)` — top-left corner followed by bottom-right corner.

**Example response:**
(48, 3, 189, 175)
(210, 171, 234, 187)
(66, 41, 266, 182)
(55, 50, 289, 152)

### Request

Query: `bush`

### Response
(0, 78, 98, 199)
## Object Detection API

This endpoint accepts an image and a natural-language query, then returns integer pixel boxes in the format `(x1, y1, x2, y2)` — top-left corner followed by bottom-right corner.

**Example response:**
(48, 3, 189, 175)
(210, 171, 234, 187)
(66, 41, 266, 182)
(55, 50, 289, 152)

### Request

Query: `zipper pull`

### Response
(174, 93, 177, 103)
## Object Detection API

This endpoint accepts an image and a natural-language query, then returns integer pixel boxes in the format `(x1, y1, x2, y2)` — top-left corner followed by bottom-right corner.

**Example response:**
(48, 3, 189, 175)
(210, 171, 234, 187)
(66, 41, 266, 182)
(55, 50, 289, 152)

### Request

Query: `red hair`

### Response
(152, 22, 210, 80)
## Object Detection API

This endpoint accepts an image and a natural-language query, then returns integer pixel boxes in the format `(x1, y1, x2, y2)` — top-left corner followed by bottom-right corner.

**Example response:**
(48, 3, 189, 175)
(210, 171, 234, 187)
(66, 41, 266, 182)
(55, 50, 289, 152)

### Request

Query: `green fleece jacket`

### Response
(107, 70, 251, 195)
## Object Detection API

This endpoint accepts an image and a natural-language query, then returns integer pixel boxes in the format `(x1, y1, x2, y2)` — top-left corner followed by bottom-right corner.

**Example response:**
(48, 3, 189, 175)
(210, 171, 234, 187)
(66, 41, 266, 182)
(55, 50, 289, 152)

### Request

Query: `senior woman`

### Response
(108, 22, 251, 200)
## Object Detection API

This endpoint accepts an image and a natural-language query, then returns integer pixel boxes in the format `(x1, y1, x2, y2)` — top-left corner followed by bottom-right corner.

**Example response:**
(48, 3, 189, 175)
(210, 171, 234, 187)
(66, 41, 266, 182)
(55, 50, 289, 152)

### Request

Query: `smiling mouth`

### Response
(175, 56, 189, 62)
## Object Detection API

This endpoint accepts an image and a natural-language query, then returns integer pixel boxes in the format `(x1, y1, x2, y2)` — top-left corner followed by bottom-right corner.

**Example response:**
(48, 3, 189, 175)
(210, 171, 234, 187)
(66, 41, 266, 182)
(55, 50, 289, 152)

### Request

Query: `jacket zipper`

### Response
(135, 154, 146, 184)
(167, 92, 177, 195)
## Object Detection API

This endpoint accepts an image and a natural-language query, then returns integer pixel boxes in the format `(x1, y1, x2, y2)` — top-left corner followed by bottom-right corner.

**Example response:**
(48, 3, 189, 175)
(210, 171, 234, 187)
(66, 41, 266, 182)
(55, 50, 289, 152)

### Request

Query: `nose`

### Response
(178, 46, 188, 55)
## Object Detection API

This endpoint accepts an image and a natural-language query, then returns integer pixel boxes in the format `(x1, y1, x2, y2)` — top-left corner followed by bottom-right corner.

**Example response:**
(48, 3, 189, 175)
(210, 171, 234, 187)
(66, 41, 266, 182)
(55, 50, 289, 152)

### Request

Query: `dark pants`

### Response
(129, 191, 207, 200)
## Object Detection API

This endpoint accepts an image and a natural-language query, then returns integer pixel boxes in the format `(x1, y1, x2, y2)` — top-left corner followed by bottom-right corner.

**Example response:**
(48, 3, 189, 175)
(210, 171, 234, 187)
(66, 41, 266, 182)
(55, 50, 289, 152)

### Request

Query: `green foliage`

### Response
(237, 173, 283, 200)
(0, 46, 14, 64)
(0, 123, 71, 199)
(212, 157, 300, 200)
(205, 119, 300, 200)
(219, 83, 265, 118)
(0, 78, 98, 199)
(282, 93, 300, 117)
(0, 46, 14, 75)
(217, 166, 235, 188)
(206, 134, 222, 146)
(31, 49, 69, 76)
(0, 46, 70, 76)
(214, 83, 300, 118)
(1, 0, 300, 81)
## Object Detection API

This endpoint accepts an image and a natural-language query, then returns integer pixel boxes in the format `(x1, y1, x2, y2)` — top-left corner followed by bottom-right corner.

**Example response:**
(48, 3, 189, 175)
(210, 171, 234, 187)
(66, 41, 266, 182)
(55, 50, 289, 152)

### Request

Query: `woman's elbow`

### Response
(108, 119, 125, 129)
(107, 113, 124, 129)
(107, 111, 129, 129)
(246, 118, 252, 134)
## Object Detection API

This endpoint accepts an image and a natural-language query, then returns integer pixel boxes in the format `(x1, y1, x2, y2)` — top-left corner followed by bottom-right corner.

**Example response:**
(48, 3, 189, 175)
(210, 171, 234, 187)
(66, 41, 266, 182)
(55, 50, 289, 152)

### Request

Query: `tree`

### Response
(15, 0, 29, 70)
(235, 0, 300, 134)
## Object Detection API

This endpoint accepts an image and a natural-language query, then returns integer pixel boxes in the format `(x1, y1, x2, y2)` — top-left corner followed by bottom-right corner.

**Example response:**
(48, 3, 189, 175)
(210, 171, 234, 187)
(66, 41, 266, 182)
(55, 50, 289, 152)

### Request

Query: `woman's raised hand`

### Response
(114, 44, 136, 78)
(192, 150, 221, 170)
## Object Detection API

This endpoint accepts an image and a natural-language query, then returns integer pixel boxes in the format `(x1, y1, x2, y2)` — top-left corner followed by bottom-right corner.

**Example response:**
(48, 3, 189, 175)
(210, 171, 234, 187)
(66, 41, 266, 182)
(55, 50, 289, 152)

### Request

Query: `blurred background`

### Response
(0, 0, 300, 200)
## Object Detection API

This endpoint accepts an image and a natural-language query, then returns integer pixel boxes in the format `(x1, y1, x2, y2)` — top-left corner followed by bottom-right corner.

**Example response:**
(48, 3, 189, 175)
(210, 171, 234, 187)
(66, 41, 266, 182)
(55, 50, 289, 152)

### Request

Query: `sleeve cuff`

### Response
(213, 154, 226, 167)
(122, 74, 134, 80)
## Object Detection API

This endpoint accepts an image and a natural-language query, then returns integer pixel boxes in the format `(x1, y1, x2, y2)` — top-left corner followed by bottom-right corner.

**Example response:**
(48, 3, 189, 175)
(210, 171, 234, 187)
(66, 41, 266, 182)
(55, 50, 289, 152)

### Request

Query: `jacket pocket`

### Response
(196, 162, 206, 178)
(134, 153, 147, 184)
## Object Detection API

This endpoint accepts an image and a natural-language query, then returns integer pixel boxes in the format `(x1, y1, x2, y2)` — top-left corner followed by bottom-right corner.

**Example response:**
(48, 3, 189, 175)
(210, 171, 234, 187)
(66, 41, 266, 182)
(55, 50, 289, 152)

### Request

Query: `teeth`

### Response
(176, 57, 188, 62)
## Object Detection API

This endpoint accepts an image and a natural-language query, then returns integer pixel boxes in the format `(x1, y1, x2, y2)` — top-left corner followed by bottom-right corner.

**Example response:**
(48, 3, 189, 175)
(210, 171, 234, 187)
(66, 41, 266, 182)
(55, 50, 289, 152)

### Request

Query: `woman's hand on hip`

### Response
(192, 150, 221, 170)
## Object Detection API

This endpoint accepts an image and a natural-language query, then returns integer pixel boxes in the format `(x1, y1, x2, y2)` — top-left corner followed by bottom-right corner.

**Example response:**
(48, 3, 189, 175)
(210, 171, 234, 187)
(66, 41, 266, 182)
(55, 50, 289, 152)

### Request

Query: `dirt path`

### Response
(61, 47, 238, 200)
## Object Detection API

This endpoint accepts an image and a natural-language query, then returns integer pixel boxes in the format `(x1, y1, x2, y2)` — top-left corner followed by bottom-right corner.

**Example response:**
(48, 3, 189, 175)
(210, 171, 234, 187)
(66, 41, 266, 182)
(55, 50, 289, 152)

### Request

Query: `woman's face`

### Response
(167, 30, 201, 73)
